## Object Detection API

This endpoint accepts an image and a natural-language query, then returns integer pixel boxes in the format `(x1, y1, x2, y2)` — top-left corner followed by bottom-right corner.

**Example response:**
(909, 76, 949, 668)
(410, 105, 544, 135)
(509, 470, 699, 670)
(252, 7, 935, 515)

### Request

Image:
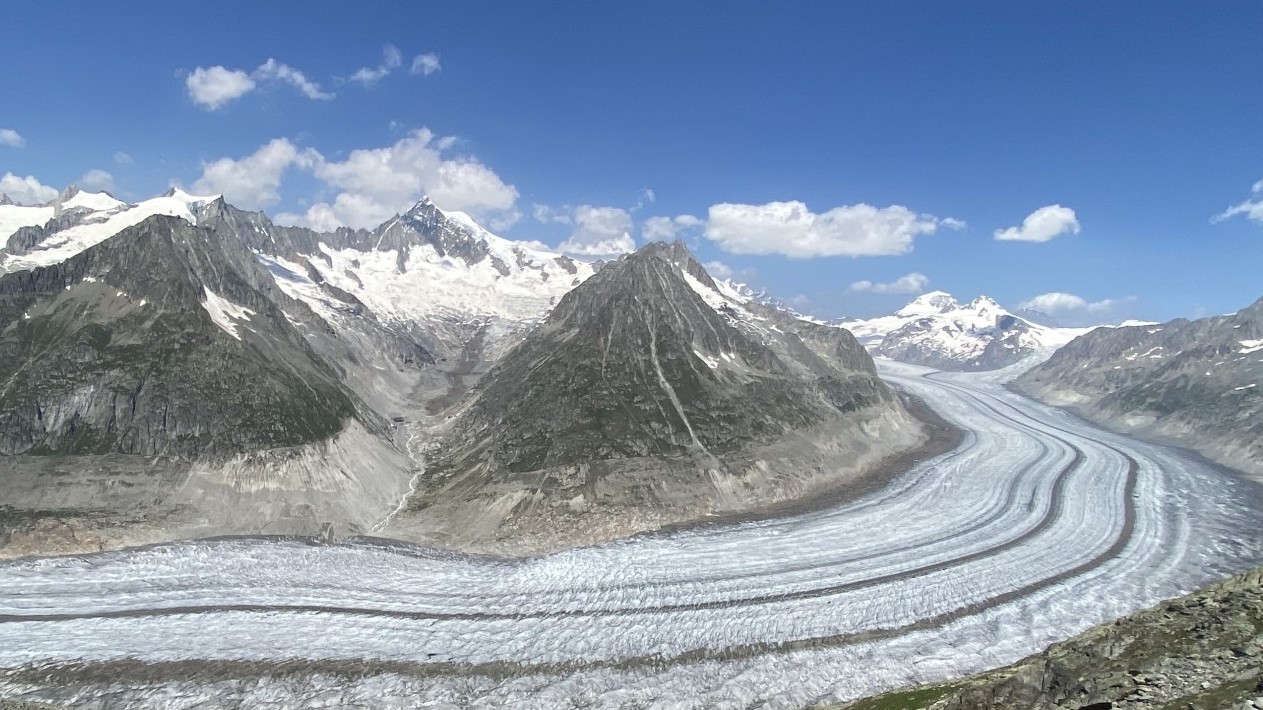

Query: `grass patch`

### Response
(832, 683, 958, 710)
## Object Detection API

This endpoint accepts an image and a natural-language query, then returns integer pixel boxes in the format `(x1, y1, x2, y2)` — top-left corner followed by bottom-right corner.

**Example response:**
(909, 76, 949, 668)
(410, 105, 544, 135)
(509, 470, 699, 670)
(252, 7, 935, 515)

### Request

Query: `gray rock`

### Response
(1013, 296, 1263, 477)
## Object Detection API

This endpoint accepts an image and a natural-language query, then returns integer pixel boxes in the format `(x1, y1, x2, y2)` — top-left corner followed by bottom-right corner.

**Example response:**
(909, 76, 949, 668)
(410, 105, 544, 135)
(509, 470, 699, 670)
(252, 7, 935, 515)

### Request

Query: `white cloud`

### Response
(192, 138, 318, 209)
(704, 201, 957, 258)
(409, 53, 441, 76)
(0, 129, 25, 148)
(847, 272, 930, 295)
(631, 187, 655, 212)
(253, 59, 333, 100)
(78, 169, 116, 194)
(186, 66, 257, 110)
(1019, 292, 1133, 316)
(532, 203, 572, 225)
(276, 203, 343, 233)
(1212, 178, 1263, 224)
(994, 204, 1081, 242)
(113, 151, 133, 165)
(642, 214, 702, 242)
(350, 45, 403, 86)
(704, 260, 733, 281)
(186, 59, 332, 110)
(268, 128, 518, 230)
(0, 173, 58, 204)
(557, 205, 636, 255)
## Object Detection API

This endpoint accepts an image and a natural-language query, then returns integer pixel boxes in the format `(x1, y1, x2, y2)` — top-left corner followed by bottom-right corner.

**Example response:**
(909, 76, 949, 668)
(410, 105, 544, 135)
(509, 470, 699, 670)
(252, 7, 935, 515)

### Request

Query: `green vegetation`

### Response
(832, 683, 957, 710)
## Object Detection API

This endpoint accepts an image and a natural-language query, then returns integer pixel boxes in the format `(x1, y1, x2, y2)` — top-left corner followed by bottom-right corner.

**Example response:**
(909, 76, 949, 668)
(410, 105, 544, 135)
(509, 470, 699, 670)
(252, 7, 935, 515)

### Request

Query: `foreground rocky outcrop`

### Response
(1014, 296, 1263, 478)
(842, 567, 1263, 710)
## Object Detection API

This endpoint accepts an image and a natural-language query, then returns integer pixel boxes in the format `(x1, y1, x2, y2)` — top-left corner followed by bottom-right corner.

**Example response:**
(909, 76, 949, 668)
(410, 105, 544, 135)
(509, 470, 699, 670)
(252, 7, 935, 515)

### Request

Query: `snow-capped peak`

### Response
(967, 294, 1003, 312)
(163, 186, 221, 207)
(895, 290, 959, 317)
(1, 188, 211, 274)
(841, 291, 1095, 370)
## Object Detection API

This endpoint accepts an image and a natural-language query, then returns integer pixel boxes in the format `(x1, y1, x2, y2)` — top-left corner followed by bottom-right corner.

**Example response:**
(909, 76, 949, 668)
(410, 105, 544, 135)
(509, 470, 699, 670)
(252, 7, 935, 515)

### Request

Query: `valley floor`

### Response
(1, 362, 1261, 708)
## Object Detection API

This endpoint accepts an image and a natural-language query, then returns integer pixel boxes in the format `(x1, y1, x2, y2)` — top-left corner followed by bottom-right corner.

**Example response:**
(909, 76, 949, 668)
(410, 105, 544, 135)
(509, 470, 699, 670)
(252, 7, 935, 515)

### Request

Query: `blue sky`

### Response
(2, 2, 1261, 323)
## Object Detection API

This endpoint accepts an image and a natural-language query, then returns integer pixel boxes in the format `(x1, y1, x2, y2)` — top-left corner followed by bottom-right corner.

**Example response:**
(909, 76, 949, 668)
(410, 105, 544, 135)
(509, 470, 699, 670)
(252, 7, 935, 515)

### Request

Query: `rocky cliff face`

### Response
(0, 214, 416, 554)
(1013, 296, 1263, 477)
(393, 241, 923, 553)
(0, 215, 362, 457)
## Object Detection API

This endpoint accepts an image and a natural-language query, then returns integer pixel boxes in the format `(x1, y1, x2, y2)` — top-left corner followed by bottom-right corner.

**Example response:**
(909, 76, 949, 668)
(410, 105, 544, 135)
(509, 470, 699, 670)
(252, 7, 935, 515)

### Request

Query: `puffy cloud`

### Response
(186, 66, 256, 110)
(78, 169, 116, 194)
(275, 202, 343, 233)
(642, 214, 702, 242)
(0, 173, 58, 204)
(557, 205, 636, 256)
(350, 45, 403, 86)
(847, 272, 930, 295)
(192, 138, 318, 209)
(265, 129, 518, 230)
(113, 151, 133, 165)
(409, 53, 441, 76)
(1212, 178, 1263, 224)
(994, 204, 1081, 242)
(0, 129, 25, 148)
(704, 201, 959, 258)
(186, 59, 332, 110)
(1019, 292, 1133, 316)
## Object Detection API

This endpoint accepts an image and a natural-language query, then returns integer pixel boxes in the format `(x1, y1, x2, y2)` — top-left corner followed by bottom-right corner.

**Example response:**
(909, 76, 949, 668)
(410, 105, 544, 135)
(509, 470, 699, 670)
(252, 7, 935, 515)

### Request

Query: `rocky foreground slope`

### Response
(842, 566, 1263, 710)
(1014, 296, 1263, 478)
(391, 241, 924, 553)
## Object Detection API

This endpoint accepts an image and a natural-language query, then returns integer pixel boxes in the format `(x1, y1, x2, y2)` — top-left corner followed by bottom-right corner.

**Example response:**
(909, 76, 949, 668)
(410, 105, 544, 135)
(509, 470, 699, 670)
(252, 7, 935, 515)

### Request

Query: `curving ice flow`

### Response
(1, 362, 1261, 708)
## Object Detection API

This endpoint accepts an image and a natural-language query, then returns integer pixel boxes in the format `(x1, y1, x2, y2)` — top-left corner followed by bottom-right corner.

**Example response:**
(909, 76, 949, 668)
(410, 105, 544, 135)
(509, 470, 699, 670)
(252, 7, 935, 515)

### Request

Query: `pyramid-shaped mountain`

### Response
(398, 241, 923, 552)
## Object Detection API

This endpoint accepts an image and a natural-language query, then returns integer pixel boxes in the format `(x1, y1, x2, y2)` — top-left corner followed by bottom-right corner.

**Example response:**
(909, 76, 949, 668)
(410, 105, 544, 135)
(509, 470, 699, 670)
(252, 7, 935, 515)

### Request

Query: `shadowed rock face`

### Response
(399, 241, 920, 552)
(1014, 296, 1263, 477)
(0, 215, 359, 457)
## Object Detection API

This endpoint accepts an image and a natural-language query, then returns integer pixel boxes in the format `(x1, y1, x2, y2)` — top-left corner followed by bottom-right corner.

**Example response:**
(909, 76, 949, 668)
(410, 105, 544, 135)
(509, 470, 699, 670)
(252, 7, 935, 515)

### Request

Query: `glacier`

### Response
(0, 362, 1260, 708)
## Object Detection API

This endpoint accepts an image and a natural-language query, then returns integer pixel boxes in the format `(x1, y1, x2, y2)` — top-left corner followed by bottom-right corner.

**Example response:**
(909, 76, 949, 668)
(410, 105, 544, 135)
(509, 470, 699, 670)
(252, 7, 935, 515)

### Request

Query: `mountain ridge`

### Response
(840, 291, 1092, 370)
(1014, 295, 1263, 477)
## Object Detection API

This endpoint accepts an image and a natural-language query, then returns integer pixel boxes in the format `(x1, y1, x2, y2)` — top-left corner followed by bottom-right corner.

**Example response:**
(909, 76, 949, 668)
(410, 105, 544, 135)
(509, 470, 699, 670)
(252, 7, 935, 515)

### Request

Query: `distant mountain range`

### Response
(1014, 296, 1263, 477)
(839, 291, 1093, 371)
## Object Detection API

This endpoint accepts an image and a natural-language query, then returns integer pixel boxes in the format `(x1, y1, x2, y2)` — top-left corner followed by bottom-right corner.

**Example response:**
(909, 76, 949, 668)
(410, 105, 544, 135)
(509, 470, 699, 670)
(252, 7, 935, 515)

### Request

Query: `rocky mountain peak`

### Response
(54, 185, 80, 204)
(630, 239, 717, 289)
(366, 197, 490, 271)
